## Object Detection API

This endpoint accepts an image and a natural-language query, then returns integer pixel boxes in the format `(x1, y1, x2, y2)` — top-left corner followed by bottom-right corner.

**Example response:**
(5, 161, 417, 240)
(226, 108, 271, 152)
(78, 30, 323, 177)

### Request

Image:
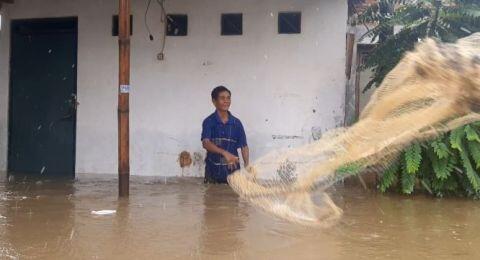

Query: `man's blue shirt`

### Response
(201, 111, 247, 182)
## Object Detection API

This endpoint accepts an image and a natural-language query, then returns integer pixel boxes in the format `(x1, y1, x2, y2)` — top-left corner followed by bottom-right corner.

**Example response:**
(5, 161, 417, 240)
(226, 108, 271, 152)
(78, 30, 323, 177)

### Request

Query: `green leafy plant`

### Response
(353, 0, 480, 197)
(379, 123, 480, 197)
(356, 0, 480, 91)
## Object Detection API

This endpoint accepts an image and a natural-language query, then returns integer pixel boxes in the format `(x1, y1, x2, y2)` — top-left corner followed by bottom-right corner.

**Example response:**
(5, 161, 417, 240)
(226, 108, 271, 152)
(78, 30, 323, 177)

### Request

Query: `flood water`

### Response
(1, 174, 480, 259)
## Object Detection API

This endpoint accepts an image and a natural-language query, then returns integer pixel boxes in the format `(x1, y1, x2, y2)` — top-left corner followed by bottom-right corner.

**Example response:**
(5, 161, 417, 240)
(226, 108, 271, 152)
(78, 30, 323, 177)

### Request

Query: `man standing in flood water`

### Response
(201, 86, 249, 184)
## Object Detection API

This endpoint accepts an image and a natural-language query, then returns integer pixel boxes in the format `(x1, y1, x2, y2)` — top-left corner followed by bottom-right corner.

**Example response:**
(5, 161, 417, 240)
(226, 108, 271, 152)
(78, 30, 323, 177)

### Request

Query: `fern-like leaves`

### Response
(401, 163, 416, 194)
(405, 143, 422, 174)
(379, 162, 399, 192)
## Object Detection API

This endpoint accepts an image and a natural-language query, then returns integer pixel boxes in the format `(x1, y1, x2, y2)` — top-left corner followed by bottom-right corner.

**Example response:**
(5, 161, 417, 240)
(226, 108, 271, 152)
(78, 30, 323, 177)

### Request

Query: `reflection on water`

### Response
(199, 185, 247, 256)
(1, 179, 75, 259)
(0, 173, 480, 259)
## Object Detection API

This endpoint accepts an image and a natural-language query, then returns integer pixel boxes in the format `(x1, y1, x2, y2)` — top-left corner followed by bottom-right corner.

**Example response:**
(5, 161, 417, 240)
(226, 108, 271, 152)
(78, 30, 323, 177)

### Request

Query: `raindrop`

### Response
(48, 49, 52, 54)
(40, 166, 46, 174)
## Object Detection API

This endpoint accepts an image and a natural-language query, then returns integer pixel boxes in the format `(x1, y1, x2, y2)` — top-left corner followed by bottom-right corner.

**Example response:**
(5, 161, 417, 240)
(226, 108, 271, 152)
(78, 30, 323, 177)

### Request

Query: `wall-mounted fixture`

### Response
(221, 13, 243, 36)
(166, 14, 187, 36)
(278, 12, 301, 34)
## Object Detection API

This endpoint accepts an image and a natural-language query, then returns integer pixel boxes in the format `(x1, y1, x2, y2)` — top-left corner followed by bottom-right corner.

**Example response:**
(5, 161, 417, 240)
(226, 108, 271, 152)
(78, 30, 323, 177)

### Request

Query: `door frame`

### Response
(354, 43, 376, 119)
(7, 17, 78, 177)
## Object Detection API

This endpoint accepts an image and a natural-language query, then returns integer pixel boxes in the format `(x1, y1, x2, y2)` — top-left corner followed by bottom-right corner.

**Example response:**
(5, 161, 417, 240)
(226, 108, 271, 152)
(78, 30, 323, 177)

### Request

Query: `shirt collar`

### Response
(215, 110, 234, 125)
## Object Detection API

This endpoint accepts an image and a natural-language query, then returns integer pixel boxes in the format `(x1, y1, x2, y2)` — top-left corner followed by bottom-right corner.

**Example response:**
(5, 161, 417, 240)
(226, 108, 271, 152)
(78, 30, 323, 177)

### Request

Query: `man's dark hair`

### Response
(211, 86, 231, 100)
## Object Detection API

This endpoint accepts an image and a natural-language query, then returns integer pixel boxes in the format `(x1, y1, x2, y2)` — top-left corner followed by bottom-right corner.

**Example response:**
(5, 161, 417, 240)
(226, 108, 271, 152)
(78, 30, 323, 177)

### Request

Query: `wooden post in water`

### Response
(118, 0, 130, 196)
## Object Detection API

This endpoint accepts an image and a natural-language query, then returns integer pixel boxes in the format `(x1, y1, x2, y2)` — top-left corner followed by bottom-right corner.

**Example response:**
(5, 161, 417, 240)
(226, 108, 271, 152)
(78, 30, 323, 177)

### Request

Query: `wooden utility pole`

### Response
(118, 0, 130, 196)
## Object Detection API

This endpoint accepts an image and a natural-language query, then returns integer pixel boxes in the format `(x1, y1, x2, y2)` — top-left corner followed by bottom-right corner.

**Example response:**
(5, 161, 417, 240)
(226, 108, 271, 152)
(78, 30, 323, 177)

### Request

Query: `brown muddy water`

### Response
(0, 174, 479, 260)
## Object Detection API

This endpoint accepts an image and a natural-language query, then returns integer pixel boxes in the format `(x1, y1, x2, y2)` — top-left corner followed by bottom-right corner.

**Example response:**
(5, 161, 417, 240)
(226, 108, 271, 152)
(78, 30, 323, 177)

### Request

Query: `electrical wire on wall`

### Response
(145, 0, 167, 60)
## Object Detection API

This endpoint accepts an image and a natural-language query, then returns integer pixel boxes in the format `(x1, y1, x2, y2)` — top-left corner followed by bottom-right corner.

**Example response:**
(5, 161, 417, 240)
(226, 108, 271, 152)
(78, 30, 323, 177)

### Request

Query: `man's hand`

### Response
(202, 139, 239, 170)
(222, 151, 239, 170)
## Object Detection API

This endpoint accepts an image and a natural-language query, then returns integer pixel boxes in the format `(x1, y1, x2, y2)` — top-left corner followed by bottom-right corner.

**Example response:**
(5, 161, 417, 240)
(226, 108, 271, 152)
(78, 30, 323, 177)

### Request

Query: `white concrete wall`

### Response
(0, 0, 347, 176)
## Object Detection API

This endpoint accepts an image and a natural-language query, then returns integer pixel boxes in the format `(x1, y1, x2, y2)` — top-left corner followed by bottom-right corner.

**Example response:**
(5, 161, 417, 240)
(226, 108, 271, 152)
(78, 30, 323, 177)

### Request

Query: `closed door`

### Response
(8, 18, 78, 177)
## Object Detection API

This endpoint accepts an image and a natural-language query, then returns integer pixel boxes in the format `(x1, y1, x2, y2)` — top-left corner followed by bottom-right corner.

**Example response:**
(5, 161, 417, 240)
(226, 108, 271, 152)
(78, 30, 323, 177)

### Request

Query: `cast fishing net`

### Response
(228, 33, 480, 226)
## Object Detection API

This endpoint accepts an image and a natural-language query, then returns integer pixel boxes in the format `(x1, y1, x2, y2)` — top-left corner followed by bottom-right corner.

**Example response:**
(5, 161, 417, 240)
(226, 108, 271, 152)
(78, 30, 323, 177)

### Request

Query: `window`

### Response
(167, 14, 188, 36)
(221, 13, 242, 36)
(112, 15, 133, 36)
(278, 12, 301, 34)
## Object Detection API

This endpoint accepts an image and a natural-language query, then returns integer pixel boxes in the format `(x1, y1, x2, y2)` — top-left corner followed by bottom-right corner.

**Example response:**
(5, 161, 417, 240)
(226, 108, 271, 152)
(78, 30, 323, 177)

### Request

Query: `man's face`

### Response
(213, 91, 231, 112)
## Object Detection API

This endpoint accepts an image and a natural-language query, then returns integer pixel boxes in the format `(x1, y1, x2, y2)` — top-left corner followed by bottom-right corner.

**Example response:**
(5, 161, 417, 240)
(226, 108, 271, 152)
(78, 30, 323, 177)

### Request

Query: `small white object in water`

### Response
(40, 166, 46, 174)
(70, 229, 75, 240)
(91, 210, 116, 216)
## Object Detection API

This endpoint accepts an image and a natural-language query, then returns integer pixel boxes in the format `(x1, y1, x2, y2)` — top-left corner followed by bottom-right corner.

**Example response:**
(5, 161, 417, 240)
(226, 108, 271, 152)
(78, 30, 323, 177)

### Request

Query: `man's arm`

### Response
(238, 121, 249, 167)
(241, 146, 249, 167)
(201, 118, 238, 164)
(202, 139, 239, 165)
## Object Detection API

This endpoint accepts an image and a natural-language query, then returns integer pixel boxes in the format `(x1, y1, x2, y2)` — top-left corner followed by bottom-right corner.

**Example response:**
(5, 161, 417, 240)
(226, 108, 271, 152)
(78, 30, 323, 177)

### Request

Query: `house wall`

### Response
(0, 0, 347, 176)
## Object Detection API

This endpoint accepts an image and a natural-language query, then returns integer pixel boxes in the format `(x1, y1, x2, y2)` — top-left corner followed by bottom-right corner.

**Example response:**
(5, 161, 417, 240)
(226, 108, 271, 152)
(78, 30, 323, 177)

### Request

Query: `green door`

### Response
(8, 18, 78, 177)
